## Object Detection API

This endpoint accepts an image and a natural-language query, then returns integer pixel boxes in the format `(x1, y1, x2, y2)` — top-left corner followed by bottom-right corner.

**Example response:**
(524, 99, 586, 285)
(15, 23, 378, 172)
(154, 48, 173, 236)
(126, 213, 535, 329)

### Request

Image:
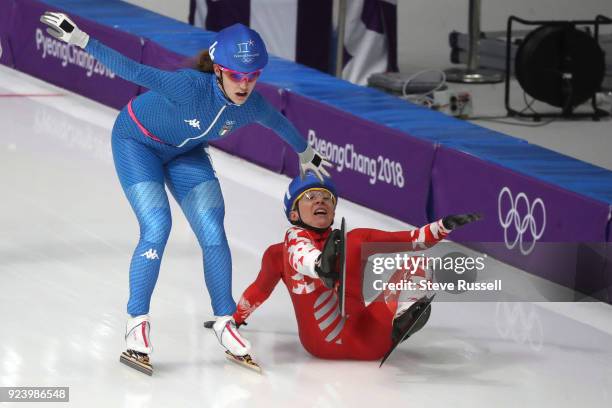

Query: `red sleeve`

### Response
(284, 226, 321, 278)
(233, 243, 283, 325)
(349, 219, 450, 251)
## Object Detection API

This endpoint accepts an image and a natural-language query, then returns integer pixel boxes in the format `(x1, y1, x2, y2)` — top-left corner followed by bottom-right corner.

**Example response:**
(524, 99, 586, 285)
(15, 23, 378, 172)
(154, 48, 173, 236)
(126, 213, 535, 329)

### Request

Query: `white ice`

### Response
(1, 66, 611, 407)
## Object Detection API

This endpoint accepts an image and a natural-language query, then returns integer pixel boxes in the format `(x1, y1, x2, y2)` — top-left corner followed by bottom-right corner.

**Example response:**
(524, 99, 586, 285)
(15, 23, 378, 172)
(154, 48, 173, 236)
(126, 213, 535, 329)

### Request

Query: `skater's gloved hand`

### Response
(442, 213, 483, 230)
(40, 12, 89, 48)
(299, 145, 333, 182)
(315, 229, 343, 288)
(231, 314, 248, 329)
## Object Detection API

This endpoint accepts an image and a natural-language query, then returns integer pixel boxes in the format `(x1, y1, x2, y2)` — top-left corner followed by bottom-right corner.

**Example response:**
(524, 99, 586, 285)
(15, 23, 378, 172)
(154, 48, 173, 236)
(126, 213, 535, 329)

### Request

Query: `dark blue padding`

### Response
(40, 0, 612, 205)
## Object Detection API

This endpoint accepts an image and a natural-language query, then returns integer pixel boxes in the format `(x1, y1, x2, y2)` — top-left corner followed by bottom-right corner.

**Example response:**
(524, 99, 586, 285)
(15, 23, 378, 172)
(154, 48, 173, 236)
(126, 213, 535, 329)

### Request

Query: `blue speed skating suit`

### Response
(85, 38, 307, 316)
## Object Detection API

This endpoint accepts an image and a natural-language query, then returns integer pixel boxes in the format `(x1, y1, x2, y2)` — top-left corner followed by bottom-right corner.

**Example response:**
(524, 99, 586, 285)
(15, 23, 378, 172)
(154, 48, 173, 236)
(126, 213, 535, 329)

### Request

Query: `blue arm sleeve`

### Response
(84, 38, 193, 103)
(255, 95, 308, 153)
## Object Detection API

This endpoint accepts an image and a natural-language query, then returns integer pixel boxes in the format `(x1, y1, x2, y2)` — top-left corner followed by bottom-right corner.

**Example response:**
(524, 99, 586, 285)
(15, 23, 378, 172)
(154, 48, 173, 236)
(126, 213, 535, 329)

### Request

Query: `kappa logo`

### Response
(184, 118, 201, 130)
(497, 187, 546, 255)
(141, 248, 159, 260)
(218, 120, 235, 136)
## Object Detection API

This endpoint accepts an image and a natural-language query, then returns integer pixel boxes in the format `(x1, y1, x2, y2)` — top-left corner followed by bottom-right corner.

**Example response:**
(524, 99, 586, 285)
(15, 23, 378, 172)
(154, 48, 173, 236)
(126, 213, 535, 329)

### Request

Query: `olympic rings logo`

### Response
(495, 302, 543, 351)
(498, 187, 546, 255)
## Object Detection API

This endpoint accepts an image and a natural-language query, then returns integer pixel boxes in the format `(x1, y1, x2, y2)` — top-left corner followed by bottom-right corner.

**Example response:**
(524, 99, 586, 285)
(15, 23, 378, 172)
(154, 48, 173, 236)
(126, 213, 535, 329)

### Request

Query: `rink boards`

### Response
(1, 0, 611, 303)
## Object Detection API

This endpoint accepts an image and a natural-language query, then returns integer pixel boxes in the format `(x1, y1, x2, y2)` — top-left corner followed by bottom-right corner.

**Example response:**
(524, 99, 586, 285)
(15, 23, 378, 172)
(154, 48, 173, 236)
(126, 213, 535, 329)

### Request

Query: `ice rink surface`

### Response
(1, 66, 612, 407)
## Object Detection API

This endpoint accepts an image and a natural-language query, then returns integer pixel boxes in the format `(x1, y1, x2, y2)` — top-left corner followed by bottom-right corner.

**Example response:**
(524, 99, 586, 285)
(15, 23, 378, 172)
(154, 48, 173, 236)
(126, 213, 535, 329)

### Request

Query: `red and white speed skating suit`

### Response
(233, 220, 450, 360)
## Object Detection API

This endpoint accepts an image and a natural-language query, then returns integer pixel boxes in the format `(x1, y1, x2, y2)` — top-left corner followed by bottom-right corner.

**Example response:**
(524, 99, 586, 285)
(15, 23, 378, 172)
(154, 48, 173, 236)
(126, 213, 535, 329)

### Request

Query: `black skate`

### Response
(317, 218, 344, 287)
(316, 218, 347, 316)
(379, 294, 435, 367)
(120, 349, 153, 376)
(337, 217, 347, 317)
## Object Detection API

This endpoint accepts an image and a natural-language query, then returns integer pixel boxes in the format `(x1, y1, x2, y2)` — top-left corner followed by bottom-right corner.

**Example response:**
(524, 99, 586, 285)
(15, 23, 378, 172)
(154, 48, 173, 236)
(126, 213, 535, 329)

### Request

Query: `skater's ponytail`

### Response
(195, 50, 214, 73)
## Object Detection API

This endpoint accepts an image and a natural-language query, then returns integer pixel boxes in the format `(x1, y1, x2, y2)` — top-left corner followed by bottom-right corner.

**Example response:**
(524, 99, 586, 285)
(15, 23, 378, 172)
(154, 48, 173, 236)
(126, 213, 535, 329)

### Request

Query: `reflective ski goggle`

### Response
(295, 188, 336, 207)
(218, 66, 262, 83)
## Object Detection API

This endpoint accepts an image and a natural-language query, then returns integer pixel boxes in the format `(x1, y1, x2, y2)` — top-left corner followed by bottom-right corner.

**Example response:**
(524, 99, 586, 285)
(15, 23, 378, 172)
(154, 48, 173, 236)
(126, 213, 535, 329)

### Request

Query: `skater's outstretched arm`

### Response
(253, 95, 332, 182)
(350, 220, 449, 249)
(40, 12, 194, 104)
(351, 214, 482, 249)
(254, 93, 307, 152)
(85, 39, 194, 103)
(233, 243, 283, 325)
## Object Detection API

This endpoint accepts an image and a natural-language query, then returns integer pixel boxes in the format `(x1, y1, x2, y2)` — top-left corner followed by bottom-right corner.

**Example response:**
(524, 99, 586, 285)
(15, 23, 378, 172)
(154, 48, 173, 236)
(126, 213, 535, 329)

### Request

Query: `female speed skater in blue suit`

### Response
(41, 11, 332, 372)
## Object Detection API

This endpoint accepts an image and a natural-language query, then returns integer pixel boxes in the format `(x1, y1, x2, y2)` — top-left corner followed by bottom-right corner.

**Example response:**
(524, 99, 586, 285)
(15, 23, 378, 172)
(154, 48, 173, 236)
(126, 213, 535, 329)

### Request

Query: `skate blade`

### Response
(380, 294, 436, 368)
(120, 352, 153, 376)
(339, 217, 347, 317)
(224, 351, 262, 374)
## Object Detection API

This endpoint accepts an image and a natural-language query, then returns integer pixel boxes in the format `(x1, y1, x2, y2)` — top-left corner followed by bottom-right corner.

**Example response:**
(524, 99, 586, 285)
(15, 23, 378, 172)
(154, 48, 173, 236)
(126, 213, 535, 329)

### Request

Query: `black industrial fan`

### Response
(505, 15, 611, 120)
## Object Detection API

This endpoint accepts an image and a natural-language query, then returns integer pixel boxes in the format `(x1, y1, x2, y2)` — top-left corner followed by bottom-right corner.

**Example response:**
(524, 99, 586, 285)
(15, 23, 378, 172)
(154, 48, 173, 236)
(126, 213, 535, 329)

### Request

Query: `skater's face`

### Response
(290, 189, 336, 229)
(214, 64, 260, 105)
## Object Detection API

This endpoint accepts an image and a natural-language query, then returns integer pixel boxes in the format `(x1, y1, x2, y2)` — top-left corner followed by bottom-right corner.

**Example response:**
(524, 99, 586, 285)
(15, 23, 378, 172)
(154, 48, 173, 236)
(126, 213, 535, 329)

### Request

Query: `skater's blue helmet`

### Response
(208, 24, 268, 72)
(284, 172, 338, 221)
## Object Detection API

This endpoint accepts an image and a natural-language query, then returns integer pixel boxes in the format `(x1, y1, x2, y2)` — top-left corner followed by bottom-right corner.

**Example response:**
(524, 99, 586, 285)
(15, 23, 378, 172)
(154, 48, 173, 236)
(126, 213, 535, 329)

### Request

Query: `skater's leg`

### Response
(378, 265, 432, 342)
(342, 230, 371, 316)
(343, 229, 402, 316)
(165, 149, 254, 357)
(344, 228, 434, 316)
(164, 146, 235, 316)
(392, 294, 433, 343)
(340, 266, 430, 360)
(112, 132, 171, 317)
(384, 265, 430, 316)
(341, 302, 393, 360)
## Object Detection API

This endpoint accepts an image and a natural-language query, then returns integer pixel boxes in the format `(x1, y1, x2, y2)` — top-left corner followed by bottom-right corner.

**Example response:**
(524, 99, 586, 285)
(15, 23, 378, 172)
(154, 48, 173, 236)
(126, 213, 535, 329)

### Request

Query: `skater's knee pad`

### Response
(140, 209, 172, 244)
(181, 180, 226, 246)
(193, 208, 226, 247)
(126, 181, 172, 244)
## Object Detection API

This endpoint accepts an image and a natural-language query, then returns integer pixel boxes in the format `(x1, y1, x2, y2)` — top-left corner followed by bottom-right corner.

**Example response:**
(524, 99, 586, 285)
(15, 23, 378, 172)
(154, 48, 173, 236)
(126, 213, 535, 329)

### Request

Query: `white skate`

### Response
(213, 315, 250, 355)
(120, 314, 153, 375)
(212, 316, 261, 373)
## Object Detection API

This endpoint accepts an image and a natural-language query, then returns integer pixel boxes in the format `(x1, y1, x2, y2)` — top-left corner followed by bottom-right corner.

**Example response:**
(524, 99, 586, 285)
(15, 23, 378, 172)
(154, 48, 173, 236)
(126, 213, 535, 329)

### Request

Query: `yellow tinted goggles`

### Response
(293, 188, 336, 209)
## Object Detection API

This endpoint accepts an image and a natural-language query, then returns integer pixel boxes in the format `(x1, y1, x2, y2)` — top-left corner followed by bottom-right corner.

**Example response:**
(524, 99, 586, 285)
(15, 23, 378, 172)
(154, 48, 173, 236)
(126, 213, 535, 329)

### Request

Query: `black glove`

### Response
(204, 319, 247, 329)
(315, 229, 343, 288)
(442, 213, 483, 230)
